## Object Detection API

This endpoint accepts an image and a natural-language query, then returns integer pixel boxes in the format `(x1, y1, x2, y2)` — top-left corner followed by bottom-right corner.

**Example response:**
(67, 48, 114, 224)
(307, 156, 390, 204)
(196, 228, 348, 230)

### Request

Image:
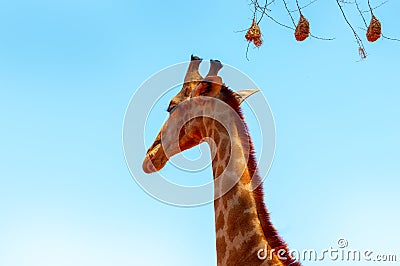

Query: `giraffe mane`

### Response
(219, 87, 301, 266)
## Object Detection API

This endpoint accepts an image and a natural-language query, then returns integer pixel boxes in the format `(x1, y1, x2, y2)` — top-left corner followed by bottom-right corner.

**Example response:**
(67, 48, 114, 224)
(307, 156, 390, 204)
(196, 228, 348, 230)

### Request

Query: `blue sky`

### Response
(1, 0, 399, 265)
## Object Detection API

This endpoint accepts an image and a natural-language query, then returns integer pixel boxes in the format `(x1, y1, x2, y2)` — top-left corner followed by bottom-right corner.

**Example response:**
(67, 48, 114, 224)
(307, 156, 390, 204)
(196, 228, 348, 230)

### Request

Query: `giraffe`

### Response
(142, 55, 300, 266)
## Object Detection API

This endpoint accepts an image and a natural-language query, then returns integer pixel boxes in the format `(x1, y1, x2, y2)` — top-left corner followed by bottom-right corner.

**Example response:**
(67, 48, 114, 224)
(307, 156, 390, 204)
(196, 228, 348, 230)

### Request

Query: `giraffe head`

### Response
(142, 55, 258, 174)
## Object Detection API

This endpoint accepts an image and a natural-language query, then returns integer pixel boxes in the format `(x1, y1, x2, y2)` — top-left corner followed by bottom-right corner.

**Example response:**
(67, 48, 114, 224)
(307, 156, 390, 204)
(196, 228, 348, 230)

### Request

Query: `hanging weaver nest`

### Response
(295, 14, 310, 42)
(366, 15, 381, 42)
(245, 20, 263, 47)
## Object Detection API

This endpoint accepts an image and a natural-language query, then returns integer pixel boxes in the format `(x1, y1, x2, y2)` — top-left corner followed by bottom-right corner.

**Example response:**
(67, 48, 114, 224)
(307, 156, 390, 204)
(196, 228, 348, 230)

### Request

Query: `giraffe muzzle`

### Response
(142, 143, 168, 173)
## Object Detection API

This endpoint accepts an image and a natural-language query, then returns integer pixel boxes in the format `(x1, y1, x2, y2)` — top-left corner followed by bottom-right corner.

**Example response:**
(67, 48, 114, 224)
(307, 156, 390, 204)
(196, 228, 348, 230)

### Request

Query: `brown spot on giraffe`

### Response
(216, 236, 227, 265)
(215, 166, 224, 178)
(216, 209, 225, 229)
(226, 233, 265, 266)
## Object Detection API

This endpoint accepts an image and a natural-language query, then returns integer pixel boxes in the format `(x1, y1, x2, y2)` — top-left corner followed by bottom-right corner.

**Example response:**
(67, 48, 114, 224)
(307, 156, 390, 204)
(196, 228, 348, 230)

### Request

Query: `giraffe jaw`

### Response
(142, 143, 168, 173)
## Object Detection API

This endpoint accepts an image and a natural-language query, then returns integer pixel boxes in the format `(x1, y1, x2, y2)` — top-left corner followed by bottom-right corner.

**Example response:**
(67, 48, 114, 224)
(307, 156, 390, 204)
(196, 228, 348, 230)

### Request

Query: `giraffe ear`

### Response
(234, 89, 260, 105)
(191, 76, 223, 98)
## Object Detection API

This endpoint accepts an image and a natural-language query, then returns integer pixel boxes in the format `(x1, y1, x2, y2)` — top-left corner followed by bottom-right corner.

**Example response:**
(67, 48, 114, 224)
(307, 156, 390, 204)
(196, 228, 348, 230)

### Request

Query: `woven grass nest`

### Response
(366, 15, 381, 42)
(245, 21, 263, 47)
(295, 14, 310, 42)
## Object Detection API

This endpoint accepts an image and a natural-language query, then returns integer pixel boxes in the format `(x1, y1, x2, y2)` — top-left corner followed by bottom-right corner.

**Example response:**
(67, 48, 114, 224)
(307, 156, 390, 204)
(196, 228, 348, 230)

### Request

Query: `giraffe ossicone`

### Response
(142, 55, 300, 266)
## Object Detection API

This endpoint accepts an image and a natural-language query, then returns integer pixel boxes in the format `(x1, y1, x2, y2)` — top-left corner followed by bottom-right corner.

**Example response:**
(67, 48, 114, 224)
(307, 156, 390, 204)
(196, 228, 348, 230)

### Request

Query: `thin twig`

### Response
(245, 42, 251, 61)
(282, 0, 296, 26)
(234, 29, 250, 33)
(310, 34, 335, 41)
(382, 34, 400, 42)
(295, 0, 302, 14)
(265, 12, 295, 30)
(354, 0, 368, 27)
(335, 0, 366, 59)
(289, 0, 318, 12)
(361, 1, 388, 13)
(257, 0, 269, 24)
(367, 0, 373, 15)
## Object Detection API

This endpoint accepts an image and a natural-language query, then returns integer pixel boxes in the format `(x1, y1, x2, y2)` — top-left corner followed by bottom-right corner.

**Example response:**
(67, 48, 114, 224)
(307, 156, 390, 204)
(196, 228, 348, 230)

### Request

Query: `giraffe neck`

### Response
(206, 121, 287, 266)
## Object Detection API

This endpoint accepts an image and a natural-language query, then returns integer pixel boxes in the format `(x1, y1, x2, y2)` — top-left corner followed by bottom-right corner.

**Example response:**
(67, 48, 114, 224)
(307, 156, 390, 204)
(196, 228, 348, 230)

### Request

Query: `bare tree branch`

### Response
(355, 0, 368, 27)
(240, 0, 397, 60)
(336, 0, 366, 59)
(289, 0, 319, 12)
(282, 0, 296, 26)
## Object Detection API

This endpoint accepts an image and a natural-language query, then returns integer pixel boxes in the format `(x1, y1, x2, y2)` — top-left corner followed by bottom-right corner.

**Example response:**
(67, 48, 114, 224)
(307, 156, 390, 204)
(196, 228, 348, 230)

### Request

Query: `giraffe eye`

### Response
(167, 104, 178, 113)
(200, 83, 212, 95)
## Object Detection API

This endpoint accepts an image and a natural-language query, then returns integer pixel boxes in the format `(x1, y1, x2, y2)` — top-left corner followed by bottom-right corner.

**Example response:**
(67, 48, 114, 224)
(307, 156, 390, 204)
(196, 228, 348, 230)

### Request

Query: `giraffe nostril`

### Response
(142, 155, 156, 174)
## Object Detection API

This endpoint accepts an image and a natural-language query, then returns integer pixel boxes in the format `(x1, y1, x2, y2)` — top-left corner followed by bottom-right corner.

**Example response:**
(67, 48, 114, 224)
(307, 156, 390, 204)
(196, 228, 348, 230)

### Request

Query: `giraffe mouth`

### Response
(142, 143, 168, 173)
